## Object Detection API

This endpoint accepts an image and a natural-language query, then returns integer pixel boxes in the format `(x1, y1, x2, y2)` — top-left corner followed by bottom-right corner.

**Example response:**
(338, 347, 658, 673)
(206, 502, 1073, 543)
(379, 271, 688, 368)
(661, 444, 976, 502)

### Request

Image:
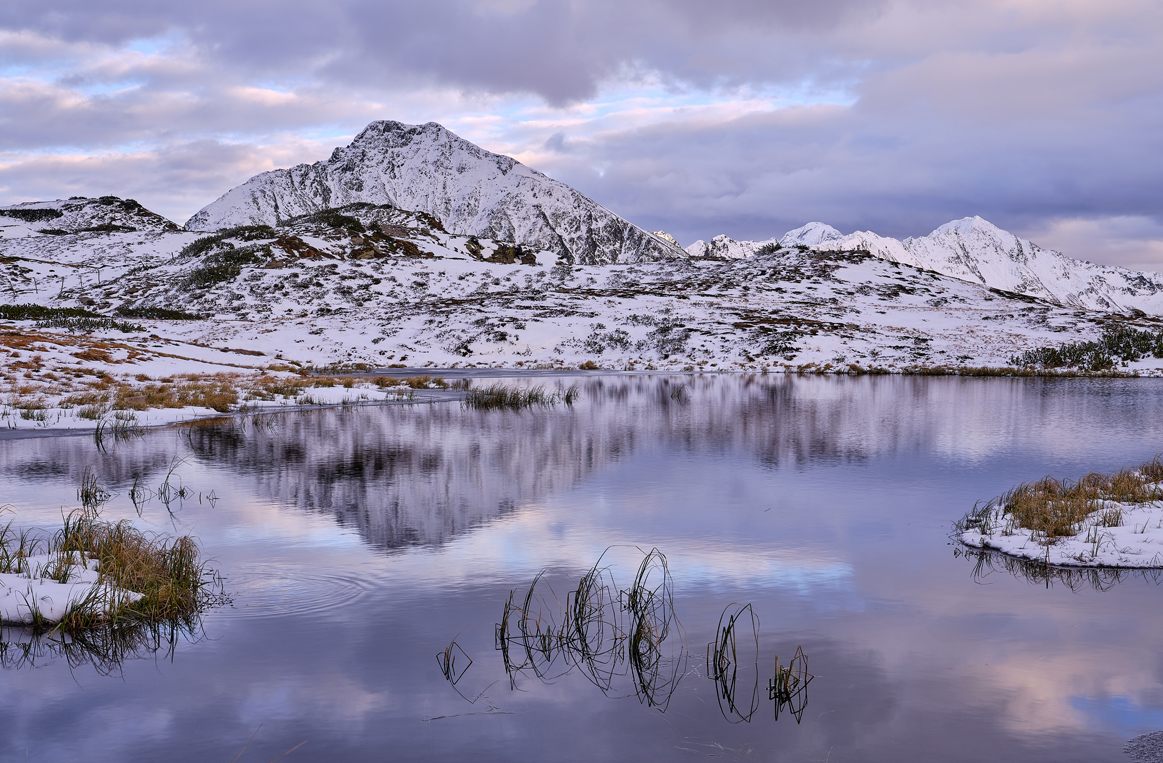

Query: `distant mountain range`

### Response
(185, 121, 684, 265)
(689, 218, 1163, 314)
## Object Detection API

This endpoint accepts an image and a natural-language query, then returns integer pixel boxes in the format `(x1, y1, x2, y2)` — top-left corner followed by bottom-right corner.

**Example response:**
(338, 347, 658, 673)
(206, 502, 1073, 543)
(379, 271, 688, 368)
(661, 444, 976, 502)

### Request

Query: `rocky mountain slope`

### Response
(186, 121, 684, 266)
(690, 218, 1163, 315)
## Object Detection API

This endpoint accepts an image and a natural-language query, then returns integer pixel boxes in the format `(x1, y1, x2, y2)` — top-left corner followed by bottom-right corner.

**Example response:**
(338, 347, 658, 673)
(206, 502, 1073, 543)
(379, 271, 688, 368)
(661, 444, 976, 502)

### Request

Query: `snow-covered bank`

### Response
(0, 370, 451, 434)
(1, 505, 214, 629)
(958, 460, 1163, 567)
(961, 502, 1163, 568)
(0, 553, 141, 625)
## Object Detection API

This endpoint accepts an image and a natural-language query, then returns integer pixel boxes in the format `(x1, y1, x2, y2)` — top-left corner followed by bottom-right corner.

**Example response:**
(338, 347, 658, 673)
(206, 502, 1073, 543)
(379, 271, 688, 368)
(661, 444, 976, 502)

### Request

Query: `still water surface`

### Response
(3, 374, 1163, 762)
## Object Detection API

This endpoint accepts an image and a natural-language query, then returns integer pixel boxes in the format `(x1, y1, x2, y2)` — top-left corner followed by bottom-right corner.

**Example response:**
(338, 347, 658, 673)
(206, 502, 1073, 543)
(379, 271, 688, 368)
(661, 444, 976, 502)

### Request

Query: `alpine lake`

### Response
(3, 373, 1163, 762)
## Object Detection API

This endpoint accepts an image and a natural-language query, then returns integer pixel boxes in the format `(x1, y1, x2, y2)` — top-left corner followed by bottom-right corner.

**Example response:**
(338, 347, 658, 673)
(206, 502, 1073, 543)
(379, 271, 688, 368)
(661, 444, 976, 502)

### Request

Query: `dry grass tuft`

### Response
(465, 383, 559, 410)
(61, 511, 208, 623)
(464, 383, 578, 411)
(114, 377, 239, 412)
(0, 505, 218, 633)
(961, 455, 1163, 543)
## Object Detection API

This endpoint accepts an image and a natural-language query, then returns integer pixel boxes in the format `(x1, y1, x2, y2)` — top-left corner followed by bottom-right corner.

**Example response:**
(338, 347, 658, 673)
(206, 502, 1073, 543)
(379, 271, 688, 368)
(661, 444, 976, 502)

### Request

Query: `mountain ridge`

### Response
(186, 121, 685, 266)
(689, 217, 1163, 314)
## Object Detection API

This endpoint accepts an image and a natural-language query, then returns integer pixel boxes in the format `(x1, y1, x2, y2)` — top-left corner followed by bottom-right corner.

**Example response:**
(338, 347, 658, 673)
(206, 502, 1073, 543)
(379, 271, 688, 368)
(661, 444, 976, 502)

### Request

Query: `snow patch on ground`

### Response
(0, 553, 142, 625)
(961, 502, 1163, 568)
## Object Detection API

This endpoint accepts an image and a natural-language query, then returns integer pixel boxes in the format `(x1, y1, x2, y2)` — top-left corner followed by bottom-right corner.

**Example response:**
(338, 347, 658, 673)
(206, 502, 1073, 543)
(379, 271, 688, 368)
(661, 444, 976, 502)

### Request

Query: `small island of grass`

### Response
(957, 456, 1163, 568)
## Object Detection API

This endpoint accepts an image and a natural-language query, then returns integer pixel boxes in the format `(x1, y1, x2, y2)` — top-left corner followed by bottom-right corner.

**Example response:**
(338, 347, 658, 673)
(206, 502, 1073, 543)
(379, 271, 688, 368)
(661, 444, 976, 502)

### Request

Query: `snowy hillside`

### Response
(694, 217, 1163, 314)
(7, 162, 1163, 436)
(186, 121, 684, 266)
(6, 192, 1163, 430)
(2, 199, 1148, 374)
(1, 196, 180, 240)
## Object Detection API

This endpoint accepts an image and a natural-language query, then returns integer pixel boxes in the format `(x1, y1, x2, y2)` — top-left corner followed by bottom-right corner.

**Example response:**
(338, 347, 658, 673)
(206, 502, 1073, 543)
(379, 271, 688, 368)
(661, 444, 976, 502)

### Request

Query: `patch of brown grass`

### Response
(48, 507, 213, 630)
(401, 374, 447, 389)
(73, 348, 114, 363)
(999, 456, 1163, 540)
(61, 391, 112, 408)
(244, 375, 315, 400)
(112, 378, 240, 412)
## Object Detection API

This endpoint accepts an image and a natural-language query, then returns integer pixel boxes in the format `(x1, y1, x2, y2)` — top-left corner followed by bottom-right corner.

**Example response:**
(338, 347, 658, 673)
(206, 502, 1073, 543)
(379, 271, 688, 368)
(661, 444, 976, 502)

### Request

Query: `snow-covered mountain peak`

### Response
(811, 216, 1163, 313)
(685, 233, 780, 260)
(922, 216, 1022, 253)
(780, 222, 844, 248)
(931, 215, 999, 237)
(685, 220, 847, 260)
(186, 120, 684, 265)
(336, 120, 519, 176)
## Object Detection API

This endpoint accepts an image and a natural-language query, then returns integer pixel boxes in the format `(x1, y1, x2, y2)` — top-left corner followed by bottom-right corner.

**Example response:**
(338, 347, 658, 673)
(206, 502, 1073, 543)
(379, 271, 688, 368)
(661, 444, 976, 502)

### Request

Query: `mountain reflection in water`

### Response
(154, 374, 1163, 552)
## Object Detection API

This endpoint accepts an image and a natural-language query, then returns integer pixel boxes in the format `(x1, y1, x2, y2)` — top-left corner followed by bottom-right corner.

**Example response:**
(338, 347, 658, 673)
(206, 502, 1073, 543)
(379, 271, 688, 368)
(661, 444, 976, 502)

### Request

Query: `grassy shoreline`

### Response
(0, 361, 1154, 437)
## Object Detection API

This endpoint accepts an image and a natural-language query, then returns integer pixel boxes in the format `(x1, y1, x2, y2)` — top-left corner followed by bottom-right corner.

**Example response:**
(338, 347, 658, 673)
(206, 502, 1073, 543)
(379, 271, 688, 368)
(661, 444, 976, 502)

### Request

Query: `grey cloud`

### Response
(543, 132, 570, 154)
(0, 74, 372, 151)
(317, 0, 886, 103)
(1, 0, 881, 104)
(1023, 216, 1163, 273)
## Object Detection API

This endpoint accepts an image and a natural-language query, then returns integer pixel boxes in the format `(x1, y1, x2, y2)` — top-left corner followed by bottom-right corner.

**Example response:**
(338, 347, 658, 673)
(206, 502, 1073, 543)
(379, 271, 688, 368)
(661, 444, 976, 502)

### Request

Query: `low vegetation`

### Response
(464, 382, 578, 410)
(0, 303, 99, 321)
(35, 316, 143, 334)
(0, 208, 63, 223)
(115, 306, 204, 320)
(957, 455, 1163, 543)
(0, 504, 216, 633)
(178, 226, 277, 288)
(1012, 324, 1163, 370)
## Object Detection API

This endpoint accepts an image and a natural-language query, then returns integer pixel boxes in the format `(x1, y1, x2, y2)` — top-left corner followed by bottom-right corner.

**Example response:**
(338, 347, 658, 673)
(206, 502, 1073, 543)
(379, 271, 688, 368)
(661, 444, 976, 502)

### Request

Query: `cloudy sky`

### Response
(1, 0, 1161, 268)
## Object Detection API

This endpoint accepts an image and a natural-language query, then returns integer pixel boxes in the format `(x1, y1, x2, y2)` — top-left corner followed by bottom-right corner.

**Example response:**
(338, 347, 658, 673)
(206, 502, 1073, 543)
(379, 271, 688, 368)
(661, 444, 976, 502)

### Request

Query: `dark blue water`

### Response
(2, 374, 1163, 762)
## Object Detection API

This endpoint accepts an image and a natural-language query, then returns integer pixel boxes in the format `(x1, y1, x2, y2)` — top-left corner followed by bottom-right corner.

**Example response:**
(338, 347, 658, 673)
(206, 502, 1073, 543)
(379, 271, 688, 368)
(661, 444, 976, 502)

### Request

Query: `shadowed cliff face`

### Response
(185, 121, 685, 265)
